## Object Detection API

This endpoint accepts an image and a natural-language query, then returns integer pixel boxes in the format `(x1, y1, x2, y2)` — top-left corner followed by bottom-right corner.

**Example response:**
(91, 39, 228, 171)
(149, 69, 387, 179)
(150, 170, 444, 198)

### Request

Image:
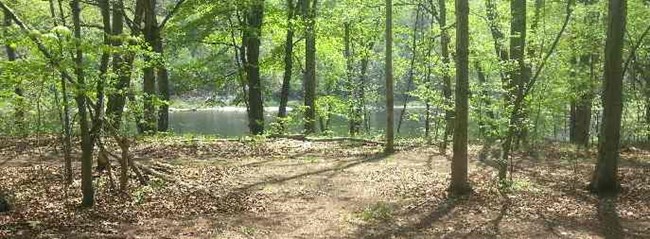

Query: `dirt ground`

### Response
(1, 137, 649, 238)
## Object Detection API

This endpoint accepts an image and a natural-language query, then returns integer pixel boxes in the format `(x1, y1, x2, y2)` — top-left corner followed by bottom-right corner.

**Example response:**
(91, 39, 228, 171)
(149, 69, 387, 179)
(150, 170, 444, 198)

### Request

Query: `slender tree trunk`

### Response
(244, 0, 266, 135)
(385, 0, 395, 153)
(360, 42, 372, 133)
(141, 0, 157, 133)
(278, 0, 295, 123)
(499, 0, 527, 180)
(93, 0, 111, 173)
(106, 0, 137, 130)
(344, 22, 359, 136)
(71, 0, 94, 207)
(48, 0, 73, 184)
(590, 0, 626, 196)
(303, 0, 317, 134)
(450, 0, 471, 195)
(439, 0, 453, 154)
(397, 5, 421, 134)
(156, 37, 170, 132)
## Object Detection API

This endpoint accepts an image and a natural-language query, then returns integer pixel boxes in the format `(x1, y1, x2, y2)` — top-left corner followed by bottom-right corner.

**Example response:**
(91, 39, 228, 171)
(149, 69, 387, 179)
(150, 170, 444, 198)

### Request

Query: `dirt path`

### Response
(1, 138, 649, 238)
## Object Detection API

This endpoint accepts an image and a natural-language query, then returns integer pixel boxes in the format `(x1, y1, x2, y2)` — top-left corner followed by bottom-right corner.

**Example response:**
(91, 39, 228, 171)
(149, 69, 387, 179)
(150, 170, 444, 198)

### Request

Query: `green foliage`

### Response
(358, 201, 393, 222)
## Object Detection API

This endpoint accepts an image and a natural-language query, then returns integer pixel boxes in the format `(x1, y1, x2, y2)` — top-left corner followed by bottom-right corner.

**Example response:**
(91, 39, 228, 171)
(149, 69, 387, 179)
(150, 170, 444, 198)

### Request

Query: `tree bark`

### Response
(155, 30, 170, 132)
(303, 0, 317, 134)
(450, 0, 471, 195)
(439, 0, 453, 154)
(384, 0, 395, 153)
(71, 0, 94, 207)
(499, 0, 527, 180)
(591, 0, 626, 196)
(141, 0, 157, 133)
(278, 0, 296, 123)
(397, 5, 421, 134)
(345, 22, 360, 136)
(244, 0, 266, 135)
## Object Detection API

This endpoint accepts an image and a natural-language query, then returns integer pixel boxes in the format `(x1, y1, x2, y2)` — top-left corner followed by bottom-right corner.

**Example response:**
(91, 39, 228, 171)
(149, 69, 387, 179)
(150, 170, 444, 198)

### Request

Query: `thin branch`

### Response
(525, 0, 574, 96)
(159, 0, 187, 29)
(623, 24, 650, 77)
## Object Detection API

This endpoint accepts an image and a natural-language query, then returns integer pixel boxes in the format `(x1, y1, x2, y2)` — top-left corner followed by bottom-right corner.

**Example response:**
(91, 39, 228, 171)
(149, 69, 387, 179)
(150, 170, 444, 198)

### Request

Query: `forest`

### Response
(0, 0, 648, 238)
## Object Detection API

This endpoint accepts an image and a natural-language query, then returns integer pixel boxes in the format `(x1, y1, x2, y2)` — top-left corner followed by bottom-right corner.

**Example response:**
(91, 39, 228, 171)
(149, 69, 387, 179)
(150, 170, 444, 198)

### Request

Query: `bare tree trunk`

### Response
(590, 0, 626, 196)
(48, 0, 73, 184)
(344, 22, 359, 136)
(141, 0, 157, 133)
(156, 37, 170, 132)
(71, 0, 94, 207)
(303, 0, 317, 134)
(450, 0, 471, 195)
(384, 0, 394, 153)
(278, 0, 296, 125)
(439, 0, 453, 154)
(397, 5, 421, 134)
(244, 0, 266, 135)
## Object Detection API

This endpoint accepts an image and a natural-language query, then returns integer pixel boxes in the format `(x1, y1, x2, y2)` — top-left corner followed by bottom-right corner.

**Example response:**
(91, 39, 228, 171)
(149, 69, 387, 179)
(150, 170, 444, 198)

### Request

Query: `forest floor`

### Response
(0, 136, 649, 238)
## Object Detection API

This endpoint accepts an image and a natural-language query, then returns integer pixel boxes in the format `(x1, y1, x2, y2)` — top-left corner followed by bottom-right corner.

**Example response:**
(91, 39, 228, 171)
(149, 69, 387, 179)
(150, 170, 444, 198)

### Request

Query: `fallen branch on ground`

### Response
(268, 134, 384, 145)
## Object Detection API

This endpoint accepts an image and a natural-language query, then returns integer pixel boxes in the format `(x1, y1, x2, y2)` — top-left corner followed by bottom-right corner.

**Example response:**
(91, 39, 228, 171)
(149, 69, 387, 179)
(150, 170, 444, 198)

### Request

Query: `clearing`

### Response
(1, 137, 649, 238)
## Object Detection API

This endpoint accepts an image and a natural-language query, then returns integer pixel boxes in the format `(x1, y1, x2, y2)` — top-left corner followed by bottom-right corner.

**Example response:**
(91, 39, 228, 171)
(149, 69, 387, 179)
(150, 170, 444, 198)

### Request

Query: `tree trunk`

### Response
(244, 0, 265, 135)
(450, 0, 471, 195)
(106, 0, 140, 131)
(141, 0, 157, 133)
(278, 0, 295, 123)
(360, 42, 372, 133)
(93, 0, 111, 173)
(384, 0, 394, 153)
(439, 0, 453, 154)
(499, 0, 527, 180)
(156, 31, 170, 132)
(344, 22, 360, 136)
(570, 94, 593, 147)
(71, 0, 94, 207)
(48, 0, 73, 184)
(303, 0, 317, 134)
(569, 0, 599, 147)
(590, 0, 626, 196)
(397, 5, 421, 134)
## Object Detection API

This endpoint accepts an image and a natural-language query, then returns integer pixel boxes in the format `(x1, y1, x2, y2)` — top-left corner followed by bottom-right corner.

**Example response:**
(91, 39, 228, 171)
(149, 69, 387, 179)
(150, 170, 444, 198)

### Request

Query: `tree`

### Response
(141, 0, 157, 133)
(244, 0, 266, 135)
(590, 0, 626, 196)
(439, 0, 453, 154)
(71, 0, 94, 207)
(303, 0, 318, 134)
(278, 0, 297, 123)
(569, 0, 600, 147)
(384, 0, 394, 153)
(449, 0, 471, 195)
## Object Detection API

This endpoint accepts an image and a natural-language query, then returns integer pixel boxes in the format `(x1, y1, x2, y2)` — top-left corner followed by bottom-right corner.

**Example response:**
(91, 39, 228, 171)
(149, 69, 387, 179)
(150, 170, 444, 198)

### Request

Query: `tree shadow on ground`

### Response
(597, 196, 623, 239)
(516, 159, 650, 239)
(352, 196, 462, 239)
(231, 152, 391, 191)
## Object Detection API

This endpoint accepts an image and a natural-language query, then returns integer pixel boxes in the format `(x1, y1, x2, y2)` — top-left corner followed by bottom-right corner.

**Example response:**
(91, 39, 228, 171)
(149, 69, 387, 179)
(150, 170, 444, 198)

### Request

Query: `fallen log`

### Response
(268, 134, 384, 145)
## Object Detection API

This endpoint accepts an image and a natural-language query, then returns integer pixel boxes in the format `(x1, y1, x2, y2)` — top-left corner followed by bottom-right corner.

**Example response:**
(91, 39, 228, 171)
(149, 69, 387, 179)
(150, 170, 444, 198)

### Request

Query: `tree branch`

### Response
(0, 1, 76, 84)
(159, 0, 186, 29)
(525, 0, 574, 96)
(622, 24, 650, 77)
